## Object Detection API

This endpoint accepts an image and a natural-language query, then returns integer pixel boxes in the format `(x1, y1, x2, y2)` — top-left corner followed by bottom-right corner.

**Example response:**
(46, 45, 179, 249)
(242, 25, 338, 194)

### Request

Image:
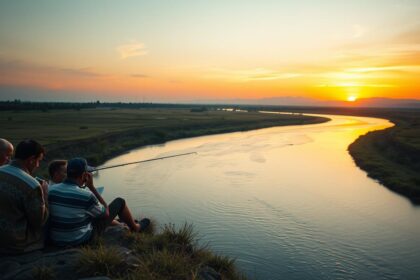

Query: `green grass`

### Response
(348, 113, 420, 203)
(0, 108, 328, 176)
(32, 265, 56, 280)
(79, 223, 246, 280)
(78, 244, 129, 278)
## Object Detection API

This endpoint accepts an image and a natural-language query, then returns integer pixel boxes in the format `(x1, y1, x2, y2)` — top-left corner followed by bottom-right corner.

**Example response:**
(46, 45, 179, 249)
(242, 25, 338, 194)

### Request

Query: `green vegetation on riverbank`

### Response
(0, 106, 329, 279)
(27, 222, 245, 280)
(348, 111, 420, 203)
(241, 106, 420, 204)
(78, 222, 245, 280)
(1, 103, 418, 203)
(0, 107, 328, 177)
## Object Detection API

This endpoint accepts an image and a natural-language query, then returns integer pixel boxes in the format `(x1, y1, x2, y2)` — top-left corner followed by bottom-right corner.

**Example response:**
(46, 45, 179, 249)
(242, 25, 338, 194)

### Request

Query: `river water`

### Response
(96, 114, 420, 280)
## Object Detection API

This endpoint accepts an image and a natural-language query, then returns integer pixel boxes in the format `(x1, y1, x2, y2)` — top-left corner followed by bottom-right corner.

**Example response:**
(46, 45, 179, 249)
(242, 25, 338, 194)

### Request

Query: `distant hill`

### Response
(191, 97, 420, 108)
(348, 98, 420, 108)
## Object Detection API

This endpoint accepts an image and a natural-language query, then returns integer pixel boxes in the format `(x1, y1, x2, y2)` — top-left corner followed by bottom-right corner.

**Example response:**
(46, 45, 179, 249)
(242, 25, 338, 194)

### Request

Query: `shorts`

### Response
(91, 197, 125, 237)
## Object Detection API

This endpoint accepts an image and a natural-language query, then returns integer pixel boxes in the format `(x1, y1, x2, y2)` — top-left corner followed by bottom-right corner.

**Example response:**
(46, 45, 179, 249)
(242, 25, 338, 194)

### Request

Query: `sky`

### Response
(0, 0, 419, 102)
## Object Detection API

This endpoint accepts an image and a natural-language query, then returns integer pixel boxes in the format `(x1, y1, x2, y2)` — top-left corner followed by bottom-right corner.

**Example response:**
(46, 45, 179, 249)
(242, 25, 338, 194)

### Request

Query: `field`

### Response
(0, 107, 328, 176)
(2, 104, 418, 203)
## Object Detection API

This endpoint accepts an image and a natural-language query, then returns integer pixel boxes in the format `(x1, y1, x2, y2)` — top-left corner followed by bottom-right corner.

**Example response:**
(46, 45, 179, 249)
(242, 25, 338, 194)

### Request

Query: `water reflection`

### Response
(96, 114, 420, 280)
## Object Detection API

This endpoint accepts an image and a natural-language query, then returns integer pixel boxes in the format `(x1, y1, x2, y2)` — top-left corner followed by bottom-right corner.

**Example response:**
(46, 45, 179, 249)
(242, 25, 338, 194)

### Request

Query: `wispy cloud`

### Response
(131, 74, 149, 78)
(0, 58, 105, 91)
(346, 65, 420, 73)
(117, 41, 148, 59)
(315, 83, 396, 88)
(203, 68, 303, 82)
(0, 58, 102, 78)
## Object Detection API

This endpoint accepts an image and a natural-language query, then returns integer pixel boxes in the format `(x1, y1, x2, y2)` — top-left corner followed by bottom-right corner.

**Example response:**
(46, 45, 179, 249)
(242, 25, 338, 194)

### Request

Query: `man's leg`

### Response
(110, 197, 149, 232)
(91, 197, 127, 236)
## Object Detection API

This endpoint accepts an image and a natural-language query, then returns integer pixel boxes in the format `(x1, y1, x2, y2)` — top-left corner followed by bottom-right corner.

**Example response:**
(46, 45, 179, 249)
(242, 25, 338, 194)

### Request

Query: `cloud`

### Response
(117, 41, 148, 59)
(0, 58, 105, 92)
(247, 72, 302, 81)
(203, 68, 303, 82)
(0, 58, 102, 78)
(131, 74, 149, 78)
(59, 67, 102, 77)
(346, 65, 420, 73)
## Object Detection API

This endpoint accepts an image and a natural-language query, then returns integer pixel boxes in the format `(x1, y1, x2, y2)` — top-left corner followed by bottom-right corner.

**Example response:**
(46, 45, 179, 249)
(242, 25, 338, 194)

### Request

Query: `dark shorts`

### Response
(91, 197, 125, 238)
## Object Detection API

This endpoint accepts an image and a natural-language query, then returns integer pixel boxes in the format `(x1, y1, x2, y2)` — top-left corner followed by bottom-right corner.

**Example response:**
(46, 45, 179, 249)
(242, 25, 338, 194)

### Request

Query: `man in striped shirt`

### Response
(48, 158, 149, 246)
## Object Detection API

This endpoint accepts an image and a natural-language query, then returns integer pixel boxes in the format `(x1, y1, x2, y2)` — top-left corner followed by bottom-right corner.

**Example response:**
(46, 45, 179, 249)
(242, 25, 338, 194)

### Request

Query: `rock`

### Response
(0, 248, 81, 280)
(101, 223, 129, 247)
(0, 225, 135, 280)
(198, 266, 222, 280)
(0, 225, 225, 280)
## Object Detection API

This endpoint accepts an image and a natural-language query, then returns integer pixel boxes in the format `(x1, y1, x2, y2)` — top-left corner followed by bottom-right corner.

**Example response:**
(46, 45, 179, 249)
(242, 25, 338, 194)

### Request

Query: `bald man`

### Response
(0, 139, 13, 166)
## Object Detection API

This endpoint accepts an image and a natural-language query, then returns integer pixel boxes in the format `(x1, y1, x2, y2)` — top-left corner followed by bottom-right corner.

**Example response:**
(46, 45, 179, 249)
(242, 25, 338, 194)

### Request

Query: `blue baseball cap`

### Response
(67, 158, 95, 177)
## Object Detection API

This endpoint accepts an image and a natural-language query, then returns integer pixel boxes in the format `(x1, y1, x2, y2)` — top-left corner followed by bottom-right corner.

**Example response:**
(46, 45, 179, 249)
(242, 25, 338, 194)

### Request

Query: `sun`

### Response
(347, 95, 357, 102)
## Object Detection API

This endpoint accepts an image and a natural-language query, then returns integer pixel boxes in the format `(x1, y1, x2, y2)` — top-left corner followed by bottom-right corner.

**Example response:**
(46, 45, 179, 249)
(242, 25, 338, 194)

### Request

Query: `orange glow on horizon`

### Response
(1, 59, 419, 102)
(0, 1, 419, 102)
(347, 96, 357, 102)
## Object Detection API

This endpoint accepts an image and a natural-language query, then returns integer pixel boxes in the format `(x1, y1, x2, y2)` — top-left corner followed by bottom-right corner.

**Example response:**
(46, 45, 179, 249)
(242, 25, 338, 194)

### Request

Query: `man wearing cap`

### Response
(48, 158, 149, 246)
(0, 139, 48, 255)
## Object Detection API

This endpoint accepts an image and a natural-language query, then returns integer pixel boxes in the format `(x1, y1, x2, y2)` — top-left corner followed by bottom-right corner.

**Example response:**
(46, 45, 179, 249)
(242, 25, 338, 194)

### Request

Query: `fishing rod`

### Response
(91, 152, 197, 172)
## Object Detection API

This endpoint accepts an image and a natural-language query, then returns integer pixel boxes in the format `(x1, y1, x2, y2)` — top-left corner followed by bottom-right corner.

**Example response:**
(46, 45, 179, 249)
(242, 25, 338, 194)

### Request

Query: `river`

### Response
(96, 114, 420, 280)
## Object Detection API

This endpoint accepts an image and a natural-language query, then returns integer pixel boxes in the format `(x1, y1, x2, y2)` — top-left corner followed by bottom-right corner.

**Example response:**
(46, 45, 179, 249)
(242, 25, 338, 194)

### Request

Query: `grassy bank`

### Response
(0, 108, 328, 176)
(78, 222, 246, 280)
(30, 221, 246, 280)
(348, 112, 420, 204)
(0, 107, 329, 279)
(239, 106, 420, 204)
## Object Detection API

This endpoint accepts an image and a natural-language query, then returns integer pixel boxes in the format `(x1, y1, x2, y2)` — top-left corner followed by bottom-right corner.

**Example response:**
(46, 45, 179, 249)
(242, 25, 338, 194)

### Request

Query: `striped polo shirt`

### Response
(48, 179, 105, 246)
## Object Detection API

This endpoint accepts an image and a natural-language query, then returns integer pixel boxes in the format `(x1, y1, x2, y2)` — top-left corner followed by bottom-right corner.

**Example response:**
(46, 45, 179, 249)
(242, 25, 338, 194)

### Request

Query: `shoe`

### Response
(139, 218, 150, 232)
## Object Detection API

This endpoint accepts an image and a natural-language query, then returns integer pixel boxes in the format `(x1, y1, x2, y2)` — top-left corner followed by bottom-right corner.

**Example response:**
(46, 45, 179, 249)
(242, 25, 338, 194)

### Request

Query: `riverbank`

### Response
(348, 112, 420, 204)
(0, 107, 329, 279)
(241, 106, 420, 204)
(2, 221, 246, 279)
(0, 108, 329, 177)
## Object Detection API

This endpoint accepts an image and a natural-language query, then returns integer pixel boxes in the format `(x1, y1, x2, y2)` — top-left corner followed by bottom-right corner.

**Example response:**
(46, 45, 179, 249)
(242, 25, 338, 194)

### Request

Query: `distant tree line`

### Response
(0, 100, 216, 111)
(1, 100, 418, 118)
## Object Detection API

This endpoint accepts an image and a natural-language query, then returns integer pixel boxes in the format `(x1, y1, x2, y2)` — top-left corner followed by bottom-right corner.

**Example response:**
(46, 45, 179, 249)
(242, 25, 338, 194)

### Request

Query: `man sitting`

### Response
(0, 139, 48, 255)
(48, 159, 67, 185)
(0, 138, 13, 166)
(48, 158, 149, 246)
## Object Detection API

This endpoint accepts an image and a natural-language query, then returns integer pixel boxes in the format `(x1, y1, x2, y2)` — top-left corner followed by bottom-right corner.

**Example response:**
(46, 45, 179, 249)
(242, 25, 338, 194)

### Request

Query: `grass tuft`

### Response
(134, 249, 195, 279)
(77, 244, 127, 277)
(124, 223, 244, 279)
(32, 265, 56, 280)
(160, 223, 196, 253)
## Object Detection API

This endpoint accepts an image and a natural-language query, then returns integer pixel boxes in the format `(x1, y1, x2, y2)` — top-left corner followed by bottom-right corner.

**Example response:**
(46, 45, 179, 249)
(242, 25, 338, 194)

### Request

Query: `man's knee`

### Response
(114, 197, 126, 209)
(108, 197, 126, 218)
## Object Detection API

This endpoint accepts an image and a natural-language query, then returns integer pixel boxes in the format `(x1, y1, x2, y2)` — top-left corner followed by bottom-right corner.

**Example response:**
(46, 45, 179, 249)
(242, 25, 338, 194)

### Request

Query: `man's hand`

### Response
(83, 171, 108, 210)
(84, 172, 95, 190)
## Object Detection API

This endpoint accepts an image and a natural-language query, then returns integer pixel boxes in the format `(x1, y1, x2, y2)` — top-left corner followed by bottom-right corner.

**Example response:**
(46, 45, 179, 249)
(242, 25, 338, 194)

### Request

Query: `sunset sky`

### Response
(0, 0, 419, 102)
